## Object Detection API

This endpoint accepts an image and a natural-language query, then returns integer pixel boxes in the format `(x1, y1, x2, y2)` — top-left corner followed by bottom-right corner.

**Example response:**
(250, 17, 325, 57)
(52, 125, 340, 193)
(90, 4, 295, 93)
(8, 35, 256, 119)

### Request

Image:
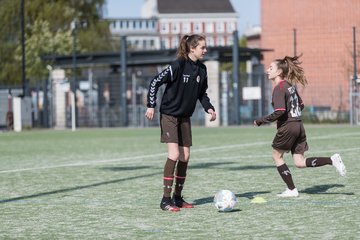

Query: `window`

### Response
(161, 38, 170, 49)
(182, 22, 190, 33)
(218, 37, 225, 46)
(216, 22, 224, 33)
(194, 22, 202, 33)
(171, 37, 179, 49)
(207, 37, 214, 46)
(161, 22, 169, 33)
(206, 22, 214, 33)
(227, 36, 233, 46)
(227, 22, 236, 33)
(172, 23, 180, 34)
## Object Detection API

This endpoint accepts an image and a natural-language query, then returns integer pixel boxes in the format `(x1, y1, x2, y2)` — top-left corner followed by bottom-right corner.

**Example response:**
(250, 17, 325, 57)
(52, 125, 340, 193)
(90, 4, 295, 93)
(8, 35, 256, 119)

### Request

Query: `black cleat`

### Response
(172, 195, 194, 208)
(160, 197, 180, 212)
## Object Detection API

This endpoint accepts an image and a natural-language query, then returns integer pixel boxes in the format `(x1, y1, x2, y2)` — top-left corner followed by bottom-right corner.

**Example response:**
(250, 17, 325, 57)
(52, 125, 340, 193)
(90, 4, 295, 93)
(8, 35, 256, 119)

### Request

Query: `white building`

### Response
(107, 0, 238, 50)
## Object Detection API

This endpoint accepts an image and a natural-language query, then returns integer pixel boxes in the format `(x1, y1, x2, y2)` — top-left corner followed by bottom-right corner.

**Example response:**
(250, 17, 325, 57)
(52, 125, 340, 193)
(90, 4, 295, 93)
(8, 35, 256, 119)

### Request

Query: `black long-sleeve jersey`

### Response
(147, 58, 215, 117)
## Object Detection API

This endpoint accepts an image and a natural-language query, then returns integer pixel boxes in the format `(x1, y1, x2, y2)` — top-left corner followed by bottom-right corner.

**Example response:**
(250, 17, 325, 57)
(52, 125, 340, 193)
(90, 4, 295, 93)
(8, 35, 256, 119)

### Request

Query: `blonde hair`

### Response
(275, 55, 308, 86)
(176, 34, 206, 60)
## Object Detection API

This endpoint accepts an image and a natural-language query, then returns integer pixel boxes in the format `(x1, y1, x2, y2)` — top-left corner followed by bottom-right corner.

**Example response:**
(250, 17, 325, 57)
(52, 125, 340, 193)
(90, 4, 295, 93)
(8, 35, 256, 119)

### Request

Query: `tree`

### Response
(220, 36, 248, 72)
(14, 20, 74, 83)
(0, 0, 113, 85)
(0, 0, 22, 85)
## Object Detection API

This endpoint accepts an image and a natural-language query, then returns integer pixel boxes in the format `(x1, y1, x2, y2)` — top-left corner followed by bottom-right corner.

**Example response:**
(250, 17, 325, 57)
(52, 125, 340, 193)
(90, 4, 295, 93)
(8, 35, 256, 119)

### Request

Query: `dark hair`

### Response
(176, 34, 206, 60)
(275, 54, 308, 86)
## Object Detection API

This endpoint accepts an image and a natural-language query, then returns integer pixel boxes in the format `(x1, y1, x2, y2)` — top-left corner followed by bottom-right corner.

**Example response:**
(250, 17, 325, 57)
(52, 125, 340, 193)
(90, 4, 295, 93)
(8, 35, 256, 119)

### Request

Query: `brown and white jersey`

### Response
(272, 80, 304, 123)
(255, 80, 304, 127)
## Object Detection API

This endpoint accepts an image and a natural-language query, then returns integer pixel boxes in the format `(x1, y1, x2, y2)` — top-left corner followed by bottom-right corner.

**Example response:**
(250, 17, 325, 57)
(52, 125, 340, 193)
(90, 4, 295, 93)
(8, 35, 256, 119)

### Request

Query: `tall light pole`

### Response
(353, 27, 358, 92)
(352, 26, 358, 125)
(21, 0, 26, 96)
(293, 28, 297, 57)
(46, 65, 53, 128)
(120, 35, 128, 126)
(71, 19, 77, 130)
(232, 30, 239, 125)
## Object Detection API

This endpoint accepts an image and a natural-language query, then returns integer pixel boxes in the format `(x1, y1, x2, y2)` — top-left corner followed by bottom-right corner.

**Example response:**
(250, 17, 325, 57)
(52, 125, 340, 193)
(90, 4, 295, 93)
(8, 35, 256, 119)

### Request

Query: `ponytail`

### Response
(275, 54, 308, 86)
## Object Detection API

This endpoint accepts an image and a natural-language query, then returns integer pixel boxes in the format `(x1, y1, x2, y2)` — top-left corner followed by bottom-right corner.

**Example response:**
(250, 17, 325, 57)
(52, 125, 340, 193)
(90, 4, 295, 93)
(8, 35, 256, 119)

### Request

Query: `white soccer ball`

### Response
(214, 190, 237, 212)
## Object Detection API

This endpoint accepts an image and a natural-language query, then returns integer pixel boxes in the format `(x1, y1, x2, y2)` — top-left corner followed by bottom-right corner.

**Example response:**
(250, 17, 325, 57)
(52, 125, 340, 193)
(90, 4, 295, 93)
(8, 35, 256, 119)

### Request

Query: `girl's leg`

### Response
(292, 154, 307, 168)
(174, 146, 190, 196)
(163, 143, 180, 198)
(293, 153, 331, 168)
(273, 148, 298, 197)
(160, 143, 180, 212)
(173, 146, 193, 208)
(293, 153, 346, 176)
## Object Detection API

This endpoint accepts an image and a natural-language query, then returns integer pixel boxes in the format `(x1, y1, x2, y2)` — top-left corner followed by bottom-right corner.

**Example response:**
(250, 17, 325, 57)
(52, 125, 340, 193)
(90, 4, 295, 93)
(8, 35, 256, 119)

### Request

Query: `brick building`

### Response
(261, 0, 360, 113)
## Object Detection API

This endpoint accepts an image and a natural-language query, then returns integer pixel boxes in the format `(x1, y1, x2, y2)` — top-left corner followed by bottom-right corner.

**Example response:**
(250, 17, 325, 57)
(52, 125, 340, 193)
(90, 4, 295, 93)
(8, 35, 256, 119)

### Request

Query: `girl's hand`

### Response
(253, 119, 261, 127)
(145, 108, 155, 120)
(208, 109, 216, 122)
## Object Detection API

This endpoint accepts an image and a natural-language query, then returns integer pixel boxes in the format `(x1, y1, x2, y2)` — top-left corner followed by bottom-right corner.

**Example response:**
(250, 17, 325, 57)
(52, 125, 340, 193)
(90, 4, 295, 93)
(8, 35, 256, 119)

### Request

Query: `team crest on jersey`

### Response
(196, 75, 200, 83)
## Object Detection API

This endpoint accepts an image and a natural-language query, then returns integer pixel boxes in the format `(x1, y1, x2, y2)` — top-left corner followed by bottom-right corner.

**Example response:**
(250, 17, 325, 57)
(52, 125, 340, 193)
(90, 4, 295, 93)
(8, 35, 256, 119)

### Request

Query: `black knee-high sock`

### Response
(305, 157, 332, 167)
(174, 160, 188, 196)
(277, 164, 296, 190)
(163, 158, 177, 198)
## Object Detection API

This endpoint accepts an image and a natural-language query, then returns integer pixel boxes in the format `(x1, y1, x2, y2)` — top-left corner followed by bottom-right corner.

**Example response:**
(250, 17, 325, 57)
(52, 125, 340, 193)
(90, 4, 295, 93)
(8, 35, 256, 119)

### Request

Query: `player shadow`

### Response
(229, 165, 274, 171)
(217, 209, 242, 213)
(189, 162, 274, 171)
(0, 172, 161, 204)
(192, 191, 270, 206)
(300, 184, 354, 195)
(101, 165, 154, 171)
(235, 191, 271, 199)
(189, 161, 236, 169)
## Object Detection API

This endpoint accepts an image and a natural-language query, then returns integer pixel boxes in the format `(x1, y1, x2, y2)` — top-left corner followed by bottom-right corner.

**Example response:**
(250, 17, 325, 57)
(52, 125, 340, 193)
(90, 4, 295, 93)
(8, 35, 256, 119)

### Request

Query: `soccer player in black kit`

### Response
(145, 34, 216, 212)
(254, 55, 346, 197)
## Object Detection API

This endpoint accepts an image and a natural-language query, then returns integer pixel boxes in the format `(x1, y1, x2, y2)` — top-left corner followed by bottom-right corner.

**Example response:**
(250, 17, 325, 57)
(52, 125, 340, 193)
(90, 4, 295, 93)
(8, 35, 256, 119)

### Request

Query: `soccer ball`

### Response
(214, 190, 237, 212)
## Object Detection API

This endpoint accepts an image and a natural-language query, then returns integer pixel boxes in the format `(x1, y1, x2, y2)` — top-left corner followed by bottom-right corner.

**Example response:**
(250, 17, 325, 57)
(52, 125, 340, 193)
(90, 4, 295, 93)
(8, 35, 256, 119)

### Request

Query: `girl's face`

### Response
(266, 61, 281, 80)
(189, 40, 207, 61)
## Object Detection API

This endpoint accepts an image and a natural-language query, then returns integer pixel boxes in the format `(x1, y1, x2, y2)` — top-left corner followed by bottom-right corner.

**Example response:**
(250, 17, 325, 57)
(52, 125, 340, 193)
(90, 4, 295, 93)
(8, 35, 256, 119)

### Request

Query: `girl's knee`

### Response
(293, 154, 306, 168)
(294, 162, 305, 168)
(179, 153, 190, 162)
(168, 152, 180, 161)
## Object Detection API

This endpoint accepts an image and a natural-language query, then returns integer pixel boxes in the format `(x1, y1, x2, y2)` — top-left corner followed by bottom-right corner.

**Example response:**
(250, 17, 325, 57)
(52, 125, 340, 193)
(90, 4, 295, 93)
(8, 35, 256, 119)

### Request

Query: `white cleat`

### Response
(331, 154, 346, 177)
(277, 188, 299, 197)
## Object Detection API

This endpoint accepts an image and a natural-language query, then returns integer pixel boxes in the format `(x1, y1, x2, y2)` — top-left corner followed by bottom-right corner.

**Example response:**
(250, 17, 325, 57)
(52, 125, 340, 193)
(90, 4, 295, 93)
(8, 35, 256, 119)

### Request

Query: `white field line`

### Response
(1, 132, 359, 174)
(0, 142, 269, 174)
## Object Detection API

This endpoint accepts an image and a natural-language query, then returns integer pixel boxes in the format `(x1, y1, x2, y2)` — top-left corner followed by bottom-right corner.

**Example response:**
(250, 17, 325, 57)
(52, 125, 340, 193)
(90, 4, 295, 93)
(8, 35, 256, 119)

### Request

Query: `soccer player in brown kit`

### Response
(254, 55, 346, 197)
(145, 34, 216, 211)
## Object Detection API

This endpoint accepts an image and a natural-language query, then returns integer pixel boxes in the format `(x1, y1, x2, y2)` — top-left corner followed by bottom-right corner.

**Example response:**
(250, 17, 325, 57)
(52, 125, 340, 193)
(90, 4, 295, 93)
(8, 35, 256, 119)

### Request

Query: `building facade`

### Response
(107, 0, 238, 50)
(261, 0, 360, 114)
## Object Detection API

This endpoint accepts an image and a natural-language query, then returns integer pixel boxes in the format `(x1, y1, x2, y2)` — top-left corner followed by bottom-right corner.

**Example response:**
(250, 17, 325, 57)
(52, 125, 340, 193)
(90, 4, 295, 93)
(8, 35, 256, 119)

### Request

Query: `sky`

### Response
(104, 0, 260, 35)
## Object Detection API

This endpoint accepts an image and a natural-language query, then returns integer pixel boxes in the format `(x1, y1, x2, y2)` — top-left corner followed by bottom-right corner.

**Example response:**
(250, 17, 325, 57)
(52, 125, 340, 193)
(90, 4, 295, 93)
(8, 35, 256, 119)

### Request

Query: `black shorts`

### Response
(160, 114, 192, 147)
(272, 121, 309, 154)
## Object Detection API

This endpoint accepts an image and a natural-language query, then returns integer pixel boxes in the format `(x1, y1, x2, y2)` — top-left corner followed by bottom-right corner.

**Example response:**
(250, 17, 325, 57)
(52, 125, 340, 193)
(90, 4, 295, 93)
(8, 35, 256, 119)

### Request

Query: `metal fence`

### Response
(3, 66, 354, 130)
(0, 67, 271, 129)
